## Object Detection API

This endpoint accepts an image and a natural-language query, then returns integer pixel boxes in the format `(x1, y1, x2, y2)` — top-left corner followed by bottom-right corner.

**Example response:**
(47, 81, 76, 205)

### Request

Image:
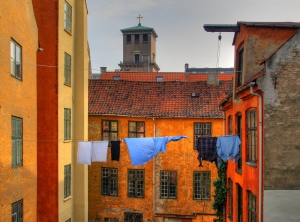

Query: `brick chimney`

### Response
(207, 69, 219, 85)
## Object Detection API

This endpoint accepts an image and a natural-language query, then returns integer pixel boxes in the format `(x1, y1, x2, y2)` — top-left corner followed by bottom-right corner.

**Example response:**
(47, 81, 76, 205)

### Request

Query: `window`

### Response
(113, 76, 120, 80)
(134, 34, 139, 42)
(194, 123, 212, 149)
(193, 172, 211, 200)
(237, 184, 243, 222)
(228, 116, 233, 135)
(228, 178, 233, 219)
(64, 108, 71, 140)
(127, 35, 131, 43)
(64, 53, 71, 85)
(156, 76, 163, 82)
(237, 114, 242, 171)
(160, 171, 177, 199)
(124, 212, 142, 222)
(135, 54, 140, 63)
(64, 1, 72, 33)
(12, 116, 22, 166)
(102, 168, 118, 196)
(128, 170, 144, 198)
(248, 191, 257, 222)
(237, 48, 244, 87)
(247, 110, 257, 163)
(128, 121, 145, 138)
(12, 200, 22, 222)
(11, 40, 22, 80)
(64, 164, 71, 198)
(142, 55, 149, 62)
(143, 34, 148, 42)
(102, 120, 118, 146)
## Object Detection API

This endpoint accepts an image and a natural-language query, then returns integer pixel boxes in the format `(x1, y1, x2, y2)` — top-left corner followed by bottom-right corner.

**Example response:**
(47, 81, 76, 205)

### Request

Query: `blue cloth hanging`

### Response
(124, 136, 188, 166)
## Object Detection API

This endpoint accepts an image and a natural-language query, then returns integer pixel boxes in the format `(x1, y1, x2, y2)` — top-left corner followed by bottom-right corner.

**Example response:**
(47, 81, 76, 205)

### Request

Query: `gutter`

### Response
(250, 82, 263, 222)
(153, 118, 156, 221)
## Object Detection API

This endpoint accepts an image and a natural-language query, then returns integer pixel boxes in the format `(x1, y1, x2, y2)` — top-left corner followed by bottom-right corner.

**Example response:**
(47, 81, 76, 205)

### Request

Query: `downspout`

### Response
(153, 118, 156, 221)
(250, 82, 262, 222)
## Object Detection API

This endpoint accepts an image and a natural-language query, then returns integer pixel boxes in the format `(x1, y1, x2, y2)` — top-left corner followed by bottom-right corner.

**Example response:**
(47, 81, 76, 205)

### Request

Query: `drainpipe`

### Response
(250, 82, 262, 222)
(153, 118, 156, 221)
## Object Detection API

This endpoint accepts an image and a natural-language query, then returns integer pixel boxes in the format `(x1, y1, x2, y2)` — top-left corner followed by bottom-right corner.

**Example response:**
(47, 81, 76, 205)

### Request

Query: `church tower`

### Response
(119, 14, 160, 72)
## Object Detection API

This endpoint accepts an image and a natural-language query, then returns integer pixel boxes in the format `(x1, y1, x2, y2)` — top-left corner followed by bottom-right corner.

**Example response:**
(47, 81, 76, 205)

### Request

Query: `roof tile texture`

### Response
(89, 79, 232, 118)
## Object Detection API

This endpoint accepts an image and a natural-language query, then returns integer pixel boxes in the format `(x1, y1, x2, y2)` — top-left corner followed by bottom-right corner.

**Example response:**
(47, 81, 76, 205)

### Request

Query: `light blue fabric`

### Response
(124, 136, 187, 166)
(216, 135, 241, 162)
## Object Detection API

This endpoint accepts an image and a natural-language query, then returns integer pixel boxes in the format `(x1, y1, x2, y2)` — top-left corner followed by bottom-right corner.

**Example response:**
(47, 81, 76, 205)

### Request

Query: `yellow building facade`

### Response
(0, 0, 38, 221)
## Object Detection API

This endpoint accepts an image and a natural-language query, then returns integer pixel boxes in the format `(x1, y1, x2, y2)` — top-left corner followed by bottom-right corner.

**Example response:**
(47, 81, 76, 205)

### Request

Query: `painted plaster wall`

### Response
(224, 94, 260, 222)
(88, 115, 223, 222)
(0, 1, 38, 221)
(33, 0, 89, 221)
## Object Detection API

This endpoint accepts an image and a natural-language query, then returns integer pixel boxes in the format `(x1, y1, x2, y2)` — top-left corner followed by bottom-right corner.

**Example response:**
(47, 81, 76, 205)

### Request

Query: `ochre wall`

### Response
(88, 115, 224, 222)
(0, 0, 38, 221)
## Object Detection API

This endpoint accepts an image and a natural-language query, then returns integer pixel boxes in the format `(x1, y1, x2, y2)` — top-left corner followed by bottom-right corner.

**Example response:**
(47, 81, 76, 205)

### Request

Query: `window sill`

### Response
(126, 42, 131, 44)
(64, 196, 72, 202)
(64, 83, 71, 87)
(143, 41, 148, 43)
(235, 169, 242, 175)
(64, 29, 72, 36)
(64, 140, 72, 143)
(134, 41, 139, 44)
(246, 161, 257, 167)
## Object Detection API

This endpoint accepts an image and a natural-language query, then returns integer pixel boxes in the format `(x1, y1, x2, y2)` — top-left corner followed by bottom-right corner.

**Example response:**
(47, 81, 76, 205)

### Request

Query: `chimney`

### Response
(185, 63, 189, 72)
(100, 67, 107, 74)
(207, 69, 219, 85)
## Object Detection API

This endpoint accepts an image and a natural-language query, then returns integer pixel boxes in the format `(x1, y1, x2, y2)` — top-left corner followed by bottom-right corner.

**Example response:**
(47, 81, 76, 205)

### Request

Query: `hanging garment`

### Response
(77, 141, 109, 165)
(92, 141, 109, 162)
(111, 140, 121, 161)
(216, 135, 241, 162)
(124, 136, 188, 166)
(77, 141, 93, 165)
(197, 137, 217, 167)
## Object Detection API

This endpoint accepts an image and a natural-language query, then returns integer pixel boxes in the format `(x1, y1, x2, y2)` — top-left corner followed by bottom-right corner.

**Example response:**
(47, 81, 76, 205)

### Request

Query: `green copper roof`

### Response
(121, 24, 158, 38)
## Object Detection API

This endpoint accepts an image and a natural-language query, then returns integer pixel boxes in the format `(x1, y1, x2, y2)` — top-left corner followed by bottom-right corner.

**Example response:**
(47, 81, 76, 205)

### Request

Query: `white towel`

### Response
(92, 141, 109, 162)
(77, 141, 93, 165)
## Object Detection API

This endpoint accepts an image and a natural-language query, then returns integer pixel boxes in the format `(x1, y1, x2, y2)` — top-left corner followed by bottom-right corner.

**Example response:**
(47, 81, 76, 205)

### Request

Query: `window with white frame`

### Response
(10, 40, 22, 80)
(12, 199, 22, 222)
(64, 52, 71, 85)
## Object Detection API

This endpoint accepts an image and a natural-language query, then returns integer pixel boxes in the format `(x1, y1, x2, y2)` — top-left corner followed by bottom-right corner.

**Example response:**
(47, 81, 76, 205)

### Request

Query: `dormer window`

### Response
(237, 48, 244, 87)
(156, 76, 163, 82)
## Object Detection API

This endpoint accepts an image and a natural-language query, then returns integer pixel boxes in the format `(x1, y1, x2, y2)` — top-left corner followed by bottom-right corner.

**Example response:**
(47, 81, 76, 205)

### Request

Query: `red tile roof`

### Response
(89, 79, 233, 118)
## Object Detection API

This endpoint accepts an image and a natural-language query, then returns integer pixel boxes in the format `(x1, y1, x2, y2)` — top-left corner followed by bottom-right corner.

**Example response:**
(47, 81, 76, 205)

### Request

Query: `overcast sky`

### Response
(86, 0, 300, 73)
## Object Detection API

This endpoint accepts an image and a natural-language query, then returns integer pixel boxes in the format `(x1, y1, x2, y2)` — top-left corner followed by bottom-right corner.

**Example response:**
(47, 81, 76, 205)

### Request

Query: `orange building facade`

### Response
(0, 1, 38, 221)
(204, 22, 300, 222)
(88, 74, 233, 222)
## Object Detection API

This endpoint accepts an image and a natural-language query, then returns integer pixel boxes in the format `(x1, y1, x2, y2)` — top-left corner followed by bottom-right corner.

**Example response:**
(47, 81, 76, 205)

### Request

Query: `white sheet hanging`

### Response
(77, 141, 109, 165)
(77, 141, 93, 165)
(92, 141, 109, 162)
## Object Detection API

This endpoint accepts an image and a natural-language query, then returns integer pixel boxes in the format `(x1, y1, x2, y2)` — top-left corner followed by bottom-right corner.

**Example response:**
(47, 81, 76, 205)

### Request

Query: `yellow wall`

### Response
(88, 115, 223, 221)
(58, 0, 89, 221)
(0, 0, 38, 221)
